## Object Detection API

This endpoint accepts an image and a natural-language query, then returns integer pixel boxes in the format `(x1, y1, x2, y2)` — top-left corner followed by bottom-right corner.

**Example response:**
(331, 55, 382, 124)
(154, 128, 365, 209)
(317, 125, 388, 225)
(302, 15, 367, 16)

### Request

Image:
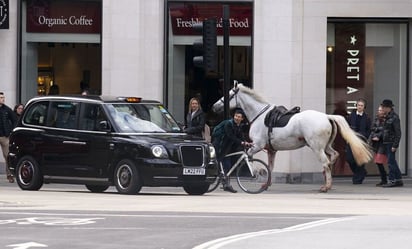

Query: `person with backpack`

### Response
(213, 108, 252, 193)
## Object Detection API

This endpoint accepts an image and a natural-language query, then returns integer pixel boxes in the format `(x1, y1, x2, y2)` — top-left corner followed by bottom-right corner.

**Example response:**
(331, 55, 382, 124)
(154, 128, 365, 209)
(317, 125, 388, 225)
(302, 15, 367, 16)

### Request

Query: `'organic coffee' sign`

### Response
(26, 0, 101, 33)
(0, 0, 9, 29)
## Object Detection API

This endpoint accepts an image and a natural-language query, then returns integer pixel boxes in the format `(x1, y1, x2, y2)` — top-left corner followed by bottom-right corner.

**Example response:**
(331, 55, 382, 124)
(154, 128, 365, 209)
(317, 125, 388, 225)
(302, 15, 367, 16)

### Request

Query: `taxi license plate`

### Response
(183, 168, 205, 175)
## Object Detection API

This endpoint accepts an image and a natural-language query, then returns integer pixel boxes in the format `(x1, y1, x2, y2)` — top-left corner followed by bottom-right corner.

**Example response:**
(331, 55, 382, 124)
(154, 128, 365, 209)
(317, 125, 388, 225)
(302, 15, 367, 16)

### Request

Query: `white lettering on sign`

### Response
(346, 49, 360, 81)
(38, 15, 93, 28)
(175, 17, 250, 29)
(229, 18, 249, 28)
(176, 17, 201, 28)
(347, 86, 359, 94)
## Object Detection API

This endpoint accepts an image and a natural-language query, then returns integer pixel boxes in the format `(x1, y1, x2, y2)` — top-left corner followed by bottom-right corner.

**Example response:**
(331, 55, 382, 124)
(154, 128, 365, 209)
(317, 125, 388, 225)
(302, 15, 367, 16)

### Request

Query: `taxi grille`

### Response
(180, 145, 204, 167)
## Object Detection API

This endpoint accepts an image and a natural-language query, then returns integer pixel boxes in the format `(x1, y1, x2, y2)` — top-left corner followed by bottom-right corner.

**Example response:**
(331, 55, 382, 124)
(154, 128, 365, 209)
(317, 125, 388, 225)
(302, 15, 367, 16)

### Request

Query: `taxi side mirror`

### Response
(98, 120, 111, 131)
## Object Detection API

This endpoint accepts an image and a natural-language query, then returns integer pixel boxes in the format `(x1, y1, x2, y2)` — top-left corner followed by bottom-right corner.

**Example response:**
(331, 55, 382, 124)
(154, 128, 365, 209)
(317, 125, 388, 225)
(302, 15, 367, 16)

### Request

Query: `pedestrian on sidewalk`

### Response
(0, 92, 18, 183)
(380, 99, 403, 187)
(346, 98, 371, 184)
(369, 104, 387, 186)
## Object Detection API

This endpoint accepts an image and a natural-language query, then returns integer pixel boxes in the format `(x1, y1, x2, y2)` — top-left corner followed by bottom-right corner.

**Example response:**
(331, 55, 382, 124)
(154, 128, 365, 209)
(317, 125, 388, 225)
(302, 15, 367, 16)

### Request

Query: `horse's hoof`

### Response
(261, 183, 270, 190)
(319, 186, 328, 192)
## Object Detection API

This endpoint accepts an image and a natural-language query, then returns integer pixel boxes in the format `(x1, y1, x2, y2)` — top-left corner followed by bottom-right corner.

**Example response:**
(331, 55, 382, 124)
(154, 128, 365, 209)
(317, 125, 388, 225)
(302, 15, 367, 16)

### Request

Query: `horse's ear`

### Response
(233, 80, 238, 89)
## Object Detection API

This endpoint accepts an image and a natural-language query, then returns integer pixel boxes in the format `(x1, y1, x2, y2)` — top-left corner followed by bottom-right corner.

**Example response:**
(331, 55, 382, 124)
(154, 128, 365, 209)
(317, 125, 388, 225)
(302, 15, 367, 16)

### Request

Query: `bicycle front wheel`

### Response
(236, 158, 271, 194)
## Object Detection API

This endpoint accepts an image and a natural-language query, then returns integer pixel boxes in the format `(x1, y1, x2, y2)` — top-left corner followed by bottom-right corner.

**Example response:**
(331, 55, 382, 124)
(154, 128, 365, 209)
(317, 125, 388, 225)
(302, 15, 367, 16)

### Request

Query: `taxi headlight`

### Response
(151, 145, 168, 158)
(209, 145, 216, 159)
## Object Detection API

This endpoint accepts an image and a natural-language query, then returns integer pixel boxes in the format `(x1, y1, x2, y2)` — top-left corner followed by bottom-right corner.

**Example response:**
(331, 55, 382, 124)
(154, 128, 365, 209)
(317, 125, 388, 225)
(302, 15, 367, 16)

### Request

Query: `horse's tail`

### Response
(327, 114, 373, 165)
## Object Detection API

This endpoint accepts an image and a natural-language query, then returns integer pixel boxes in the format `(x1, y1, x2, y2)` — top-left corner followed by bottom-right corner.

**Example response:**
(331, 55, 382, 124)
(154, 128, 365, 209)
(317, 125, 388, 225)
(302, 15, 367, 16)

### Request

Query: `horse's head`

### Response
(211, 82, 242, 113)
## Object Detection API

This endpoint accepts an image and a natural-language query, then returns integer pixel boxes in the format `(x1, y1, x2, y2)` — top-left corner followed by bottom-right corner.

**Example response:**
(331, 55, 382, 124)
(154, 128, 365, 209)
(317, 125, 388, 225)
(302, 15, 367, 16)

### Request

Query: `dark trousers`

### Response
(376, 163, 387, 183)
(385, 143, 402, 182)
(346, 145, 367, 183)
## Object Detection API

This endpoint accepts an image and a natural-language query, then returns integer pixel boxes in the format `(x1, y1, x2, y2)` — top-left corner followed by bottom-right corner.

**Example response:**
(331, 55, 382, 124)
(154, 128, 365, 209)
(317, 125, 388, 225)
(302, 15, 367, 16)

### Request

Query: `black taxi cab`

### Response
(7, 95, 218, 195)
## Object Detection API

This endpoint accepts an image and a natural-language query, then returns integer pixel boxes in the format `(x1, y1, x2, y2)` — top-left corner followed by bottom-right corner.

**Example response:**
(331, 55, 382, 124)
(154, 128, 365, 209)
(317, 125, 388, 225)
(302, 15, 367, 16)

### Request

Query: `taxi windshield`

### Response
(105, 103, 182, 133)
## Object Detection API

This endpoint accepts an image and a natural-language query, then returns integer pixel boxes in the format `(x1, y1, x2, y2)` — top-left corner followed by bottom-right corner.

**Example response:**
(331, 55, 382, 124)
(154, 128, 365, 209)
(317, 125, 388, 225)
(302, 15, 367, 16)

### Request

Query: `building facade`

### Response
(0, 0, 410, 183)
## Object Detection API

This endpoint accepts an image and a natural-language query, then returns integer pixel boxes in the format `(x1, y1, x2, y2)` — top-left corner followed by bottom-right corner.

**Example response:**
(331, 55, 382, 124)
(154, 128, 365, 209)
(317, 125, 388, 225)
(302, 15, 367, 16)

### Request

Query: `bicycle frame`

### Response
(219, 151, 254, 178)
(208, 149, 270, 194)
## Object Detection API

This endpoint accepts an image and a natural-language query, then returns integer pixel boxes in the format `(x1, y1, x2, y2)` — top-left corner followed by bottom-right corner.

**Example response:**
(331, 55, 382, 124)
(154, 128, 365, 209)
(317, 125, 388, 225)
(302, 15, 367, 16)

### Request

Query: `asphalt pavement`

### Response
(1, 172, 412, 249)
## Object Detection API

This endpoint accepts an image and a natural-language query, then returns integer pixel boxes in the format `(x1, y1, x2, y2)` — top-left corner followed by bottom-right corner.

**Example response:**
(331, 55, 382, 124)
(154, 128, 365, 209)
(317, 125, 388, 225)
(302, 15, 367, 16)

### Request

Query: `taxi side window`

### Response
(79, 103, 107, 131)
(49, 101, 79, 129)
(23, 101, 48, 126)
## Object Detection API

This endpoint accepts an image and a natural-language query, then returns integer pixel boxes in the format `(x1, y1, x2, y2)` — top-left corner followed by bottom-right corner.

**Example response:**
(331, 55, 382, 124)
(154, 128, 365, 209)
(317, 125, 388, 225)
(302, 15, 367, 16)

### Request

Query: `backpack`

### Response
(211, 119, 232, 153)
(202, 123, 211, 143)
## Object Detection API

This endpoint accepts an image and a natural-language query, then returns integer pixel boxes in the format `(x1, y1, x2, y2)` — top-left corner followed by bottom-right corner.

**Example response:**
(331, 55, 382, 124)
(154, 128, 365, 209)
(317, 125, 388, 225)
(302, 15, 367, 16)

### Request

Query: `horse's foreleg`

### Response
(267, 149, 276, 172)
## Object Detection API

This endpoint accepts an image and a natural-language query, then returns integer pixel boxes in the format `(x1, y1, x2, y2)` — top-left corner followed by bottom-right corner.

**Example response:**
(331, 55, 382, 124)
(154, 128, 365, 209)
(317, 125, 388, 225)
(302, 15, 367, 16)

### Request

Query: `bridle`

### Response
(218, 85, 270, 124)
(217, 87, 240, 106)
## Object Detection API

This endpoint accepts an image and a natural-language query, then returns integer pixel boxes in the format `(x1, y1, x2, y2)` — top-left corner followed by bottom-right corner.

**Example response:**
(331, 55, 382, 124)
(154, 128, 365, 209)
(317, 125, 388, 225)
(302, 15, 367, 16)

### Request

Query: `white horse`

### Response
(212, 83, 372, 192)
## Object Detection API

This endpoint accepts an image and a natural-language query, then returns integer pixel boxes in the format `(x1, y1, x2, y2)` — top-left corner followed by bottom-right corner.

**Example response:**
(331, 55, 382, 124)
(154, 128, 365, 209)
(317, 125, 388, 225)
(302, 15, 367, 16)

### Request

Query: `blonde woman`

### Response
(184, 97, 205, 138)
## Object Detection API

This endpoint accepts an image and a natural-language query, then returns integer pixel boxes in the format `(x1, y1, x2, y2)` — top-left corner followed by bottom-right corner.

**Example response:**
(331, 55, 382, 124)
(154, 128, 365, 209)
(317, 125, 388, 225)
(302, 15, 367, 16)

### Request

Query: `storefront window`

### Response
(166, 1, 253, 125)
(326, 19, 408, 176)
(20, 0, 102, 103)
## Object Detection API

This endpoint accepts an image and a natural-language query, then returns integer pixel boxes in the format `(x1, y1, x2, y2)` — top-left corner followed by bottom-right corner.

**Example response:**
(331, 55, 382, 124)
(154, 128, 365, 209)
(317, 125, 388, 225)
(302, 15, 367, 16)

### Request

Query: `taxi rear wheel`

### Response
(183, 184, 209, 195)
(16, 156, 43, 191)
(85, 184, 110, 193)
(114, 159, 142, 194)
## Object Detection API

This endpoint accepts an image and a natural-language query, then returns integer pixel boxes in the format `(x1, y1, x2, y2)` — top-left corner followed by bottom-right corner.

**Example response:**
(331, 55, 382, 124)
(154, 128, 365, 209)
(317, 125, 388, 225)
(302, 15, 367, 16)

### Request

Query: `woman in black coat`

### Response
(184, 97, 205, 138)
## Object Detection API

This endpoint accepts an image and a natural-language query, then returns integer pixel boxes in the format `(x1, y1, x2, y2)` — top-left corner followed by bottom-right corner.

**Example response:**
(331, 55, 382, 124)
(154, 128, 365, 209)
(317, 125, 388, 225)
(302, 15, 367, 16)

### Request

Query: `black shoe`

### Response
(376, 181, 387, 187)
(223, 185, 237, 193)
(352, 181, 363, 185)
(382, 181, 404, 188)
(7, 175, 14, 183)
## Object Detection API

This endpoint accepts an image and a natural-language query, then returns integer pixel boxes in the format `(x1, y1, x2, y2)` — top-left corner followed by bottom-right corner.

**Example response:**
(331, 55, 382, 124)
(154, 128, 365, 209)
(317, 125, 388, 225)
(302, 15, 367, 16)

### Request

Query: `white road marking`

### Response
(0, 211, 334, 220)
(6, 242, 48, 249)
(193, 217, 355, 249)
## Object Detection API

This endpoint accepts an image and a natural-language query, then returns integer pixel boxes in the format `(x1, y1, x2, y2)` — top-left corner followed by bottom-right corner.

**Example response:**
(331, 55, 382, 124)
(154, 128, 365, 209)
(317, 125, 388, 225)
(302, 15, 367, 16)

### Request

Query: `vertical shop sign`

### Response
(0, 0, 9, 29)
(334, 23, 365, 112)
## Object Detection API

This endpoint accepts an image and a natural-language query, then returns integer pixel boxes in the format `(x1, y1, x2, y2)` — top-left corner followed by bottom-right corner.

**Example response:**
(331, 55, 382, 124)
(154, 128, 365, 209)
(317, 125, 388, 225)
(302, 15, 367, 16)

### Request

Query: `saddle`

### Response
(264, 106, 301, 132)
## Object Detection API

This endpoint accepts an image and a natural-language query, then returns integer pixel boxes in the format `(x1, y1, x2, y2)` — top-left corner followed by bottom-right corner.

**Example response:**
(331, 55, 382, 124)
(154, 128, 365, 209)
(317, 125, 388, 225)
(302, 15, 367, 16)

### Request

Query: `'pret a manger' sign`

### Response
(334, 23, 366, 112)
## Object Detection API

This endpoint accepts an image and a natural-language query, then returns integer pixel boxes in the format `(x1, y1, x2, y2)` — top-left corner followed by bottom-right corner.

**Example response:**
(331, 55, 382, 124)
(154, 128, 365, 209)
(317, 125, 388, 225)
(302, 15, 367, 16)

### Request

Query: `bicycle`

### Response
(207, 149, 271, 194)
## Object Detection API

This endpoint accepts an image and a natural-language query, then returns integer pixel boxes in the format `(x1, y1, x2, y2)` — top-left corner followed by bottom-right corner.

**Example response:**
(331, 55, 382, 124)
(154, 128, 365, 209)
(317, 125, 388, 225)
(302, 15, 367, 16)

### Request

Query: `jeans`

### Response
(222, 157, 232, 174)
(385, 143, 402, 181)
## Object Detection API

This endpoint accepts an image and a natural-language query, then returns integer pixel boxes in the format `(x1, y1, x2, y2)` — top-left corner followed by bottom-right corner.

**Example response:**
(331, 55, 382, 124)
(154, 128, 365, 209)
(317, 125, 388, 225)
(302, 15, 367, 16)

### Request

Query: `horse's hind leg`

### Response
(326, 146, 339, 171)
(321, 164, 332, 192)
(326, 119, 339, 167)
(309, 147, 332, 192)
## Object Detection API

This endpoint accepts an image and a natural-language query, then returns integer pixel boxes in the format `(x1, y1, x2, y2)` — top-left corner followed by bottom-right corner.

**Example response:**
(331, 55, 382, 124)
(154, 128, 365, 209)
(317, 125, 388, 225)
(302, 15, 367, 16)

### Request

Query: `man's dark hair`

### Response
(233, 108, 245, 117)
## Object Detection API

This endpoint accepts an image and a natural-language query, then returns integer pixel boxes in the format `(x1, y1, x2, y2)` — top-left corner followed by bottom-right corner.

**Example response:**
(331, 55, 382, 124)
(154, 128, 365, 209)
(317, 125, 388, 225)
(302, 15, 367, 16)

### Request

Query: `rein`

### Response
(249, 104, 271, 124)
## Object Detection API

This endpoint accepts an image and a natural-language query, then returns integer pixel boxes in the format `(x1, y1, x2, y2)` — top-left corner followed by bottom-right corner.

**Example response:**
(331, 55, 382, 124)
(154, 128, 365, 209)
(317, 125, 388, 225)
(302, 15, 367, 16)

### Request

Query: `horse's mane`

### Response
(238, 84, 268, 103)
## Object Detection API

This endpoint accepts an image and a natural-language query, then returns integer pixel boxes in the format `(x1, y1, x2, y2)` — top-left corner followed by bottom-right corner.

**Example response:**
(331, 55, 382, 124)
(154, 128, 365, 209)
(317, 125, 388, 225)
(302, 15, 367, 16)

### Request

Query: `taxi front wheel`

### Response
(114, 159, 142, 194)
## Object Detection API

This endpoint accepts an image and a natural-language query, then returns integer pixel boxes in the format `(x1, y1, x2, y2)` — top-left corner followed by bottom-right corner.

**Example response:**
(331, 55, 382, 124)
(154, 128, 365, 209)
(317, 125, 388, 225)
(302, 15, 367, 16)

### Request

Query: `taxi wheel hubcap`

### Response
(19, 161, 34, 185)
(117, 165, 132, 189)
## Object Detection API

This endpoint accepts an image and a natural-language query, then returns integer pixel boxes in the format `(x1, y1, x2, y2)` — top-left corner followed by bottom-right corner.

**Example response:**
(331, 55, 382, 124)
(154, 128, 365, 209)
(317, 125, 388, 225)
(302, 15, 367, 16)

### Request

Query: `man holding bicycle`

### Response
(218, 109, 253, 193)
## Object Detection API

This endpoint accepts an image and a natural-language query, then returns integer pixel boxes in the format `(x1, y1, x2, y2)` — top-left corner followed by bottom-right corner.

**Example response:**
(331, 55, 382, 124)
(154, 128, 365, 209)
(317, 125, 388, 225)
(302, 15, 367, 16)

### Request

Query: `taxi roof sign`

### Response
(117, 97, 142, 103)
